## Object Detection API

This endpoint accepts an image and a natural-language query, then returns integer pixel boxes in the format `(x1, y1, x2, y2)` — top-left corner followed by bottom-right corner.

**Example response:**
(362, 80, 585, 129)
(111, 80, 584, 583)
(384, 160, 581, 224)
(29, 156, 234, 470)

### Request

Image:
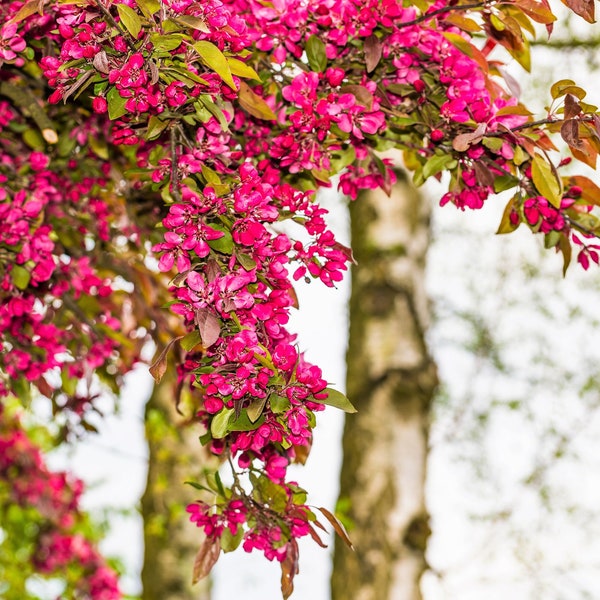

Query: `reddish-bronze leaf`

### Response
(149, 335, 184, 383)
(339, 85, 374, 110)
(564, 94, 582, 120)
(593, 114, 600, 138)
(561, 0, 595, 22)
(564, 174, 600, 205)
(307, 524, 328, 548)
(280, 539, 299, 600)
(292, 438, 312, 464)
(332, 240, 358, 265)
(518, 0, 557, 24)
(287, 285, 300, 310)
(195, 308, 221, 348)
(192, 536, 221, 584)
(473, 162, 495, 187)
(571, 138, 598, 168)
(317, 506, 354, 550)
(560, 119, 582, 149)
(34, 377, 55, 399)
(452, 123, 486, 152)
(364, 35, 383, 73)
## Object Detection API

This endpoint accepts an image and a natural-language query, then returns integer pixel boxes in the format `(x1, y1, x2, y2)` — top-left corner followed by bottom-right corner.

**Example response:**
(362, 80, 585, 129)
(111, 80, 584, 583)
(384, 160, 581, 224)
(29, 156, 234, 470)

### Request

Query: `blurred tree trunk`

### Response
(141, 375, 213, 600)
(331, 172, 438, 600)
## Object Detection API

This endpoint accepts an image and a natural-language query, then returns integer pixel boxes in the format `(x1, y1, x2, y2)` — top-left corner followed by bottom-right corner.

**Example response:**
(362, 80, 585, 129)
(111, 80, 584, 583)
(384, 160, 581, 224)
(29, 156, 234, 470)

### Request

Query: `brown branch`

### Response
(530, 35, 600, 50)
(170, 127, 182, 203)
(566, 216, 600, 240)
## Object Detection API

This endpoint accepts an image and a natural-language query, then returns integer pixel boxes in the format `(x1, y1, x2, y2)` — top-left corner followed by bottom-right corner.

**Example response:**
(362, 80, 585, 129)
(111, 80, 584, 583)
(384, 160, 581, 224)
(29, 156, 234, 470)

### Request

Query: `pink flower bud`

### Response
(92, 96, 108, 114)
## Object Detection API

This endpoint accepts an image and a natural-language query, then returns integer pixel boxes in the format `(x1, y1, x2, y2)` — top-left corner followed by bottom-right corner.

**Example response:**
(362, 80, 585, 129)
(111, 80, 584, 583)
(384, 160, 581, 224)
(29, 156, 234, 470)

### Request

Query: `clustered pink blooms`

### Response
(3, 0, 600, 594)
(0, 98, 130, 410)
(0, 414, 121, 599)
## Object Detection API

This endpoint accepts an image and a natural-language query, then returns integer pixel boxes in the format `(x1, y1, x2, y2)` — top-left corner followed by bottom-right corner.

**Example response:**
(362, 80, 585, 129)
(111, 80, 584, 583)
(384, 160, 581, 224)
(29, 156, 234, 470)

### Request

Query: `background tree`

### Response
(332, 171, 437, 600)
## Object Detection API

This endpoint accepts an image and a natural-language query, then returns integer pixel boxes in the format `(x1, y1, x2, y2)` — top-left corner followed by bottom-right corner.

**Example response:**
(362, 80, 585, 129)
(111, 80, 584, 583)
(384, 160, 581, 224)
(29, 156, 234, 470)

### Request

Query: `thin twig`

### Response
(566, 216, 600, 240)
(170, 127, 182, 202)
(94, 0, 138, 51)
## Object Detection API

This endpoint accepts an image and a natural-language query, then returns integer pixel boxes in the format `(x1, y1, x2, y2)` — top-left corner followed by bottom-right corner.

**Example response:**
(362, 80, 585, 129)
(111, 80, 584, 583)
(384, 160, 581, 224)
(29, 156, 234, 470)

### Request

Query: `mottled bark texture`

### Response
(331, 172, 437, 600)
(141, 375, 215, 600)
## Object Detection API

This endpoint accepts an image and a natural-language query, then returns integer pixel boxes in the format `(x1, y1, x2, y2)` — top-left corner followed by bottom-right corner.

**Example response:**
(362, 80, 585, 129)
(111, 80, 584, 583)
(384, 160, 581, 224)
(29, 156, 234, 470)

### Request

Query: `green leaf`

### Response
(306, 35, 327, 72)
(493, 174, 518, 193)
(544, 230, 561, 248)
(237, 253, 257, 271)
(227, 58, 260, 80)
(531, 153, 562, 208)
(181, 330, 203, 352)
(199, 95, 229, 131)
(496, 195, 519, 234)
(22, 128, 44, 150)
(246, 396, 267, 423)
(175, 14, 211, 33)
(8, 0, 44, 24)
(229, 410, 265, 431)
(550, 79, 585, 100)
(559, 233, 572, 276)
(207, 225, 234, 254)
(330, 145, 356, 173)
(210, 407, 234, 438)
(150, 33, 184, 52)
(482, 137, 503, 152)
(193, 41, 236, 90)
(422, 153, 454, 180)
(269, 393, 291, 414)
(221, 526, 244, 553)
(319, 388, 357, 413)
(184, 480, 212, 492)
(116, 4, 142, 39)
(135, 0, 160, 17)
(146, 116, 169, 141)
(11, 266, 30, 290)
(89, 135, 109, 159)
(107, 86, 128, 120)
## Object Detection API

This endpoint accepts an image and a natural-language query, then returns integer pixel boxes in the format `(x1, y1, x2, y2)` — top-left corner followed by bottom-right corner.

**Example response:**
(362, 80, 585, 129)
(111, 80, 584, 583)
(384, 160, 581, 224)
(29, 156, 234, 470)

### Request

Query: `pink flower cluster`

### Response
(5, 0, 600, 590)
(0, 417, 121, 598)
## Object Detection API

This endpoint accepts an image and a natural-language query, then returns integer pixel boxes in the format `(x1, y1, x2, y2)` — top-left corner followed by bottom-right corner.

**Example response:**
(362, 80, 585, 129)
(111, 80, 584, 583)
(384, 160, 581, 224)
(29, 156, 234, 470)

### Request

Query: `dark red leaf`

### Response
(195, 308, 221, 348)
(149, 336, 184, 383)
(332, 241, 358, 265)
(317, 506, 354, 550)
(339, 85, 373, 110)
(308, 524, 328, 548)
(364, 35, 383, 73)
(560, 119, 582, 149)
(562, 0, 595, 22)
(473, 162, 495, 187)
(192, 536, 221, 584)
(564, 94, 582, 120)
(280, 539, 299, 600)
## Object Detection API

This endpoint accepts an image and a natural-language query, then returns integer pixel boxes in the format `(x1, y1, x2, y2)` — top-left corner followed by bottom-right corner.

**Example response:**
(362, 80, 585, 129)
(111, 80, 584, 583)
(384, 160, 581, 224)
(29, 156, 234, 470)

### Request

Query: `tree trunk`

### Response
(331, 172, 438, 600)
(141, 376, 214, 600)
